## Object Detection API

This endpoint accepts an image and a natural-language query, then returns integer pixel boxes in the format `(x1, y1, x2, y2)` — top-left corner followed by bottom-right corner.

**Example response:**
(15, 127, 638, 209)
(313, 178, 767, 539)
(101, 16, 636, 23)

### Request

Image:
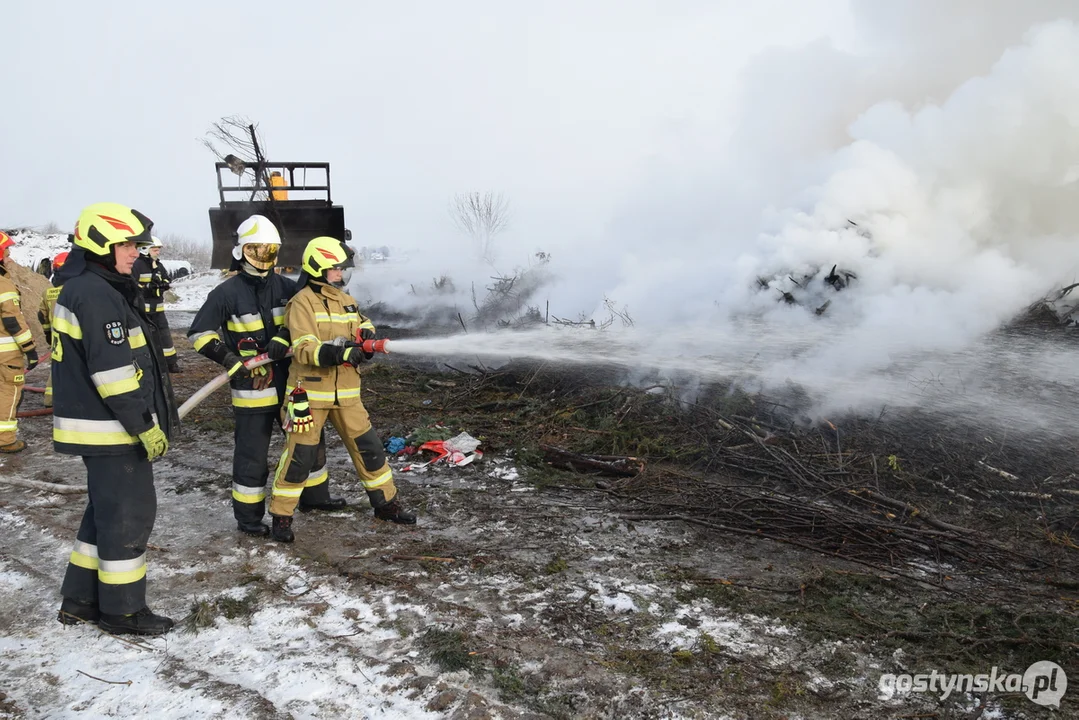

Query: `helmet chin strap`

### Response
(241, 259, 271, 277)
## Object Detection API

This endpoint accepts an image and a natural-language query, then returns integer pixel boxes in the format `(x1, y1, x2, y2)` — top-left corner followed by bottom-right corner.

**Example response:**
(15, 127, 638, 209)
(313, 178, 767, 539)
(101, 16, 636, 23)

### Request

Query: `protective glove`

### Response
(237, 338, 271, 388)
(224, 352, 252, 379)
(358, 328, 376, 360)
(267, 333, 291, 361)
(283, 387, 314, 433)
(23, 348, 38, 372)
(341, 345, 365, 367)
(138, 425, 169, 461)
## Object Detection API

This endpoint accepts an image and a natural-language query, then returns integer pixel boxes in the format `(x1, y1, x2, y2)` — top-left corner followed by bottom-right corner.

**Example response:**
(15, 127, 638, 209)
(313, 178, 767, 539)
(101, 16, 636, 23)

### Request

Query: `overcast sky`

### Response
(1, 0, 855, 247)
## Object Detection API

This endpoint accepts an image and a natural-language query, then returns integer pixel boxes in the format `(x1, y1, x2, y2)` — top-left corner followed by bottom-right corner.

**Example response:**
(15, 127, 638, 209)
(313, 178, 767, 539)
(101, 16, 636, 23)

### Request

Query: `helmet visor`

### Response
(243, 243, 279, 270)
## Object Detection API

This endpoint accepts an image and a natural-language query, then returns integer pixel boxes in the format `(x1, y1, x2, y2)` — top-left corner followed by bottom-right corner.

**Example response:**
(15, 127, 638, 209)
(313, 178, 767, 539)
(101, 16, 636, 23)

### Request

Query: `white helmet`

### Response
(149, 236, 164, 248)
(232, 214, 282, 270)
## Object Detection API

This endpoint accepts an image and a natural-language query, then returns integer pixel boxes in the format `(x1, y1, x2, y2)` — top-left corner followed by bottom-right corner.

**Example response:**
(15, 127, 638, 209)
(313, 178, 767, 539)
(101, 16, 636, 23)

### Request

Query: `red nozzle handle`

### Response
(360, 338, 390, 354)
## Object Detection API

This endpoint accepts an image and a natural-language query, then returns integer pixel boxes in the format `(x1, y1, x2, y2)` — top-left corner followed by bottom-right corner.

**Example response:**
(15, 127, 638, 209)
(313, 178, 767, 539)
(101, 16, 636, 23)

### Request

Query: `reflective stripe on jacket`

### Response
(51, 265, 178, 456)
(187, 271, 296, 413)
(285, 282, 376, 408)
(0, 272, 35, 364)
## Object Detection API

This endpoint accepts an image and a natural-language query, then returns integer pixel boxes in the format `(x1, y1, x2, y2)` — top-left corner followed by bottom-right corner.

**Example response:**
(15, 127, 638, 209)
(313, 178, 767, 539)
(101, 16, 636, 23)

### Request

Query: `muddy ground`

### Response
(0, 327, 1076, 719)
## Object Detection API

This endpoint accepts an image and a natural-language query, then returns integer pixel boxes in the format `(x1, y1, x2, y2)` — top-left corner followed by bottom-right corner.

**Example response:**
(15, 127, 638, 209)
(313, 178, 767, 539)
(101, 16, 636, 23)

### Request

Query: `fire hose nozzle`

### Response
(360, 338, 390, 355)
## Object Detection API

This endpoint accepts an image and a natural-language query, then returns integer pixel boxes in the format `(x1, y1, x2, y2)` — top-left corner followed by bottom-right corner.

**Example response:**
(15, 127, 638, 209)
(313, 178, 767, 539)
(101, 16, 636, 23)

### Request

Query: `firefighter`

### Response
(133, 236, 180, 373)
(0, 231, 39, 453)
(37, 250, 69, 408)
(268, 236, 415, 543)
(187, 215, 345, 536)
(53, 203, 178, 635)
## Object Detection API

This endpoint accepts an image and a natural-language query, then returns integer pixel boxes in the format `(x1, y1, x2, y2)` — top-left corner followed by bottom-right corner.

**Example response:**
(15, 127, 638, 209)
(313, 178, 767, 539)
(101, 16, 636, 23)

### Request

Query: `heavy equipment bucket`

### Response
(208, 161, 347, 269)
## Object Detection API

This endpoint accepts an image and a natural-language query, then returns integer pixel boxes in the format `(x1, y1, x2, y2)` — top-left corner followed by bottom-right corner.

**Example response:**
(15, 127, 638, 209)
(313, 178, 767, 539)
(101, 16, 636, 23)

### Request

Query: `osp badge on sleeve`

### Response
(104, 321, 127, 346)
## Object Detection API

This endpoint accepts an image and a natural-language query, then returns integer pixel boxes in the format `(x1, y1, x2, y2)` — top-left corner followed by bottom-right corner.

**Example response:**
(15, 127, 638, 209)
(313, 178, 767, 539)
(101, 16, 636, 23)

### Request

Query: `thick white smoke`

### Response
(360, 4, 1079, 424)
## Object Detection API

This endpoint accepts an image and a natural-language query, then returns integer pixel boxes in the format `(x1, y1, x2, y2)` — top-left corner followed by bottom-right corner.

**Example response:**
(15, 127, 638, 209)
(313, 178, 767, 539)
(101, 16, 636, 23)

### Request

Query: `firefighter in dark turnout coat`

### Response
(187, 215, 344, 536)
(132, 236, 180, 373)
(54, 203, 178, 636)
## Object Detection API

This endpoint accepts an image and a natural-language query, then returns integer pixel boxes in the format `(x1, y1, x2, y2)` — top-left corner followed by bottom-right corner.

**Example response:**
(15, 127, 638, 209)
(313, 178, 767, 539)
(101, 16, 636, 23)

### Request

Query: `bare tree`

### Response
(199, 115, 274, 201)
(161, 233, 211, 270)
(450, 192, 510, 263)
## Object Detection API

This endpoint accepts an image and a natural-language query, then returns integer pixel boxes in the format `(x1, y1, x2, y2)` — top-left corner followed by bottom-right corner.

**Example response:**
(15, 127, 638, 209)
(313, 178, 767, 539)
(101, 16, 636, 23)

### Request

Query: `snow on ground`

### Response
(4, 229, 71, 268)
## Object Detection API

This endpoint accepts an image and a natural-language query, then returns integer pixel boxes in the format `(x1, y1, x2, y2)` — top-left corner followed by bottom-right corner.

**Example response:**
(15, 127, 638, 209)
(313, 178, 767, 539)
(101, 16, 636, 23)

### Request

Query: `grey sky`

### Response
(1, 0, 852, 248)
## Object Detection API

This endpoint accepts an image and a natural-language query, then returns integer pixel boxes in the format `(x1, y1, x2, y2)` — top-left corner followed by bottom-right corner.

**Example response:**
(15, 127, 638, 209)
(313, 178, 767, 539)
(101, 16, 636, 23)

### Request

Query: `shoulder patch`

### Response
(343, 304, 358, 313)
(104, 321, 127, 345)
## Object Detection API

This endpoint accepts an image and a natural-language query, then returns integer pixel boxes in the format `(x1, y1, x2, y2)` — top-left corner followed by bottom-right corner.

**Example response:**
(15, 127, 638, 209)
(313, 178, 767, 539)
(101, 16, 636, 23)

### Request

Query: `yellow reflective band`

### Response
(96, 377, 140, 399)
(98, 555, 147, 585)
(12, 330, 31, 344)
(272, 307, 286, 326)
(53, 416, 144, 446)
(313, 312, 360, 324)
(232, 483, 266, 504)
(138, 274, 153, 283)
(162, 346, 176, 357)
(0, 337, 18, 348)
(291, 334, 319, 350)
(231, 387, 279, 408)
(362, 469, 394, 490)
(0, 420, 18, 432)
(69, 550, 99, 570)
(44, 387, 53, 397)
(286, 385, 336, 403)
(272, 481, 305, 498)
(226, 313, 264, 333)
(305, 467, 329, 487)
(91, 365, 139, 399)
(52, 306, 83, 339)
(128, 327, 147, 348)
(0, 292, 18, 304)
(337, 387, 361, 399)
(359, 321, 375, 332)
(227, 361, 245, 377)
(190, 331, 219, 351)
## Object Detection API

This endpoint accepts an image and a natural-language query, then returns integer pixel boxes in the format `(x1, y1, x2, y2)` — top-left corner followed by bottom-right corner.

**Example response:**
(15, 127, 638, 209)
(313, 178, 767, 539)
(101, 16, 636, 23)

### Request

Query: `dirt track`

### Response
(0, 334, 1074, 719)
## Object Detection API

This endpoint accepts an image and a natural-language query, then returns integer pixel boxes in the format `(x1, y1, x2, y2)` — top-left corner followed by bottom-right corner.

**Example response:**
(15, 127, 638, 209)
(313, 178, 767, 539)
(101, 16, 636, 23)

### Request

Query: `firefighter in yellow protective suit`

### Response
(267, 236, 416, 542)
(37, 249, 69, 408)
(0, 231, 39, 453)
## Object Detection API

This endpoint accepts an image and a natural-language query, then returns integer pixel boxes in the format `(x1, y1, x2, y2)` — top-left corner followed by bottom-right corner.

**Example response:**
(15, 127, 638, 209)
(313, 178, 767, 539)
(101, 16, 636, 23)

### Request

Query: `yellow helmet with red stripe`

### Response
(73, 203, 154, 257)
(301, 236, 354, 280)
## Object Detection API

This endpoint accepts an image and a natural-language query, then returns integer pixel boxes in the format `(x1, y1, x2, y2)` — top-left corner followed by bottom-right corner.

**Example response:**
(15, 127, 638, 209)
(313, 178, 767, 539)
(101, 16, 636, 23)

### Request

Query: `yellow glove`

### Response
(138, 425, 169, 462)
(283, 388, 314, 433)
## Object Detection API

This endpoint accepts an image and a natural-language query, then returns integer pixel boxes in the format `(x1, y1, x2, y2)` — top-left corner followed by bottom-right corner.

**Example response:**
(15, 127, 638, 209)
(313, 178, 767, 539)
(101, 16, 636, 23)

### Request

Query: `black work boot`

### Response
(374, 499, 417, 525)
(271, 515, 295, 543)
(167, 358, 182, 374)
(237, 520, 270, 536)
(99, 607, 174, 636)
(298, 497, 347, 512)
(57, 598, 99, 626)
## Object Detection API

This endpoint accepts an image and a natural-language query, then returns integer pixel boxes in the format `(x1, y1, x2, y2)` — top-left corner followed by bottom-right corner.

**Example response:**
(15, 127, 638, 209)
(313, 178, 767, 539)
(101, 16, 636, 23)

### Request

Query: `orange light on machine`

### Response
(270, 171, 289, 201)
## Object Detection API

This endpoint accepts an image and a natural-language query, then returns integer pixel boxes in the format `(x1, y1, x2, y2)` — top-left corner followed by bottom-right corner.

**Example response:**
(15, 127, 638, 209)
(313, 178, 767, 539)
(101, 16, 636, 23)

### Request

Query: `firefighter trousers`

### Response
(268, 403, 397, 517)
(147, 311, 176, 361)
(0, 360, 24, 445)
(231, 411, 333, 525)
(60, 452, 156, 616)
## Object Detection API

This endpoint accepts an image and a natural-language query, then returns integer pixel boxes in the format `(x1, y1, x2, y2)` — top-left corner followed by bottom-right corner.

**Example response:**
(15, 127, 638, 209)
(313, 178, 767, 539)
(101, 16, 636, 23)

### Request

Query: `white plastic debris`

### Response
(444, 432, 481, 454)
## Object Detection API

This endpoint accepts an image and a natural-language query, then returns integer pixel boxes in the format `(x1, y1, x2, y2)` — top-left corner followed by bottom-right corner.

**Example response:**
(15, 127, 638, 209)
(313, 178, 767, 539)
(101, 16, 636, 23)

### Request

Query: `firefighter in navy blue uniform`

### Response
(133, 236, 180, 373)
(268, 236, 415, 543)
(187, 215, 345, 537)
(53, 203, 178, 636)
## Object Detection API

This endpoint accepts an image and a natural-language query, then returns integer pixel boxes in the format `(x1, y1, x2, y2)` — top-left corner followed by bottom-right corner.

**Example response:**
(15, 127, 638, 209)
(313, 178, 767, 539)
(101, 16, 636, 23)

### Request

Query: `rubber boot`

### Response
(237, 520, 270, 536)
(373, 499, 417, 525)
(167, 358, 182, 374)
(57, 598, 99, 626)
(0, 440, 26, 453)
(299, 497, 347, 512)
(271, 515, 295, 543)
(99, 607, 174, 636)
